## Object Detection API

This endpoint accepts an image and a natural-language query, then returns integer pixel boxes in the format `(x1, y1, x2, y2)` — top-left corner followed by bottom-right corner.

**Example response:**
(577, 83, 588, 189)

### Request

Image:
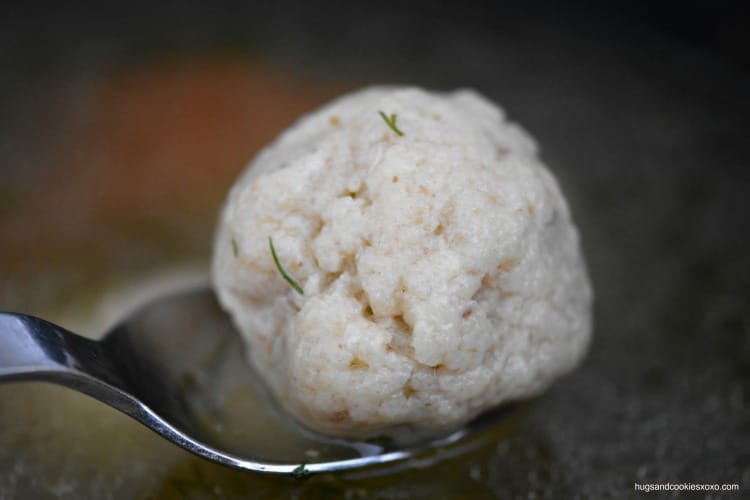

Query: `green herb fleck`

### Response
(291, 463, 311, 480)
(231, 238, 239, 258)
(365, 434, 395, 448)
(378, 111, 404, 136)
(269, 237, 304, 295)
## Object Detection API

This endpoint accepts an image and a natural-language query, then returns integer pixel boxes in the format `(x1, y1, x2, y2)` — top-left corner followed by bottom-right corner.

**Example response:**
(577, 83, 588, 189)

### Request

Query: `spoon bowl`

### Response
(0, 288, 515, 477)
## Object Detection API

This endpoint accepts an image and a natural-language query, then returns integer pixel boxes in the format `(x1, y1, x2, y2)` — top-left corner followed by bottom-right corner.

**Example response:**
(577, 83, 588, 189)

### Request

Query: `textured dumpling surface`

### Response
(212, 86, 592, 438)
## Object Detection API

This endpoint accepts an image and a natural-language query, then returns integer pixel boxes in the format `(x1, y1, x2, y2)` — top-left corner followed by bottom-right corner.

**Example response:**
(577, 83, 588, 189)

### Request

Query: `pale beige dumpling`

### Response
(212, 86, 592, 438)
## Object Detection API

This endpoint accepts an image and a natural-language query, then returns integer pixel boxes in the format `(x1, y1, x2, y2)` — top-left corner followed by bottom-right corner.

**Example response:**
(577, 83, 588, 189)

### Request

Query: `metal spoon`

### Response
(0, 288, 514, 477)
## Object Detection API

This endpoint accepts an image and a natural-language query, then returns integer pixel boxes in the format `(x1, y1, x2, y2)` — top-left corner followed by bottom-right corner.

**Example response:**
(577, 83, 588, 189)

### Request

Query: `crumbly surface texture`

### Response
(212, 86, 592, 438)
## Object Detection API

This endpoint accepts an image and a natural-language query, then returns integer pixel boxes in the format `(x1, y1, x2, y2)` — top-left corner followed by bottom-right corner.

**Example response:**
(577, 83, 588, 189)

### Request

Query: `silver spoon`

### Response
(0, 288, 514, 477)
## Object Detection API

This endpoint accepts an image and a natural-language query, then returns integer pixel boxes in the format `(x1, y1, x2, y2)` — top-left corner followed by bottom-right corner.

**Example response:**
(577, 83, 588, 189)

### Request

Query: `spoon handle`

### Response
(0, 312, 125, 394)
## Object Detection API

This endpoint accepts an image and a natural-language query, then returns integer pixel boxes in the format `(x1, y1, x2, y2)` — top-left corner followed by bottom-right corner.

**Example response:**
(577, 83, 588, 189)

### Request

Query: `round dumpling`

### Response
(212, 86, 592, 438)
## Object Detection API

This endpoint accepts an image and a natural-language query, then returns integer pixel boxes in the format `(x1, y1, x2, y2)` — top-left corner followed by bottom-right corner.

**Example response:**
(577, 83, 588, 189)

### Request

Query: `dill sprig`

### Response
(378, 110, 404, 136)
(269, 237, 304, 295)
(291, 462, 311, 480)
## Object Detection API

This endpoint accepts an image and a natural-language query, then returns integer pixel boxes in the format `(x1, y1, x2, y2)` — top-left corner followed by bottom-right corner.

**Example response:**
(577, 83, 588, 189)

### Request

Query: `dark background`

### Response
(1, 1, 750, 73)
(1, 1, 749, 498)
